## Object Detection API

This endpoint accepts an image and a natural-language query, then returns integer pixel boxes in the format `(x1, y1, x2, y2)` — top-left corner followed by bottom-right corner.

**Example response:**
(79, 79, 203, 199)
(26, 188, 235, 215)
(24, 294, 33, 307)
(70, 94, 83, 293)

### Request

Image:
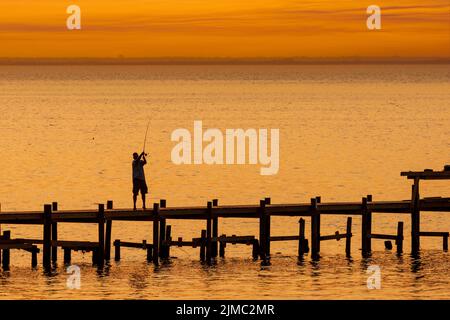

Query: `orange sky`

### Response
(0, 0, 449, 59)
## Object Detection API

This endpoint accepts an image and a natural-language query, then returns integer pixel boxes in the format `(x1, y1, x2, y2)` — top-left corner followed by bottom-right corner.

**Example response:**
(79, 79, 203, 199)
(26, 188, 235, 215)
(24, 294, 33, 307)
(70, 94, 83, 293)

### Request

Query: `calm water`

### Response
(0, 65, 449, 299)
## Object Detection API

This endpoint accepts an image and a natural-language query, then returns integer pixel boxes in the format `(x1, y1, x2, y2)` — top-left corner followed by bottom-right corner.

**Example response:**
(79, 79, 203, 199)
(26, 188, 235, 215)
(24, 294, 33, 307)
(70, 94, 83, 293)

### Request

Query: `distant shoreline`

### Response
(0, 57, 449, 66)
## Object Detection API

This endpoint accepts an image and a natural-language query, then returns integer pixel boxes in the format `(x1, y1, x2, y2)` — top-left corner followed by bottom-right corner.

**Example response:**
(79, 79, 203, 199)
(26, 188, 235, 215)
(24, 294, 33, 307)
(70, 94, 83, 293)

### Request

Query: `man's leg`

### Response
(133, 194, 137, 210)
(142, 193, 146, 210)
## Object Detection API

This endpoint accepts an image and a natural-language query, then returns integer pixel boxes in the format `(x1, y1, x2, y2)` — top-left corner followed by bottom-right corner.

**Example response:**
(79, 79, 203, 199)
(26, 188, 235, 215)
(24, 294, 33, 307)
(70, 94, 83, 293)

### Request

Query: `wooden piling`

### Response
(212, 200, 219, 258)
(264, 197, 271, 205)
(298, 218, 306, 258)
(265, 207, 271, 258)
(146, 245, 153, 262)
(361, 197, 372, 256)
(165, 225, 172, 258)
(64, 248, 71, 264)
(252, 240, 259, 259)
(97, 204, 105, 266)
(105, 220, 112, 261)
(159, 199, 166, 208)
(396, 222, 404, 254)
(152, 203, 160, 265)
(31, 248, 38, 268)
(114, 240, 121, 261)
(219, 240, 226, 258)
(345, 217, 352, 257)
(212, 217, 218, 258)
(92, 248, 98, 264)
(105, 200, 113, 261)
(200, 229, 206, 261)
(411, 180, 421, 255)
(159, 217, 166, 258)
(43, 204, 52, 268)
(310, 198, 320, 258)
(2, 231, 10, 270)
(206, 201, 212, 261)
(443, 234, 448, 252)
(51, 202, 58, 263)
(367, 195, 373, 253)
(258, 200, 267, 261)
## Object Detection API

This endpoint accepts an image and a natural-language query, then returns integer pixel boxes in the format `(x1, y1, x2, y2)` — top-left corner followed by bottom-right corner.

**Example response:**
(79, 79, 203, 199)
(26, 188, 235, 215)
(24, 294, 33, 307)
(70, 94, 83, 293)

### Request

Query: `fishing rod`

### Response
(142, 119, 150, 156)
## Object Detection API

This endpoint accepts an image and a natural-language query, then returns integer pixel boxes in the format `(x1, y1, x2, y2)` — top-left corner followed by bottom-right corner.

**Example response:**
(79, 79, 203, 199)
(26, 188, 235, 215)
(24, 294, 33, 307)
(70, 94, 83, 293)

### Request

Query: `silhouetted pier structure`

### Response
(0, 168, 449, 269)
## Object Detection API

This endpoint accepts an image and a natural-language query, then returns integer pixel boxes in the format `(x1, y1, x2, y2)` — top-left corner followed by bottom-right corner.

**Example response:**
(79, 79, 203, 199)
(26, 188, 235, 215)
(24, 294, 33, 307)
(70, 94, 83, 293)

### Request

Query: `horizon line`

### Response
(1, 57, 449, 65)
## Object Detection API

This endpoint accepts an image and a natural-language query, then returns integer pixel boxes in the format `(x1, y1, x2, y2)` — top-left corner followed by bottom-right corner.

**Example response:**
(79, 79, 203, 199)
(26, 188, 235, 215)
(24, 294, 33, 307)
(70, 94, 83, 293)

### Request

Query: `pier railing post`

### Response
(105, 201, 113, 261)
(206, 201, 213, 262)
(97, 204, 105, 266)
(310, 198, 320, 259)
(152, 203, 160, 265)
(43, 204, 52, 269)
(51, 202, 58, 263)
(411, 179, 421, 255)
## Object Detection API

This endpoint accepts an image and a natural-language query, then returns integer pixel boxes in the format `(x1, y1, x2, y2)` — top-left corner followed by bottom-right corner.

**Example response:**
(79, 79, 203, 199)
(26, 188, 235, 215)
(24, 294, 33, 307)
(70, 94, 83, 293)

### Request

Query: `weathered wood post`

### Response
(206, 201, 213, 261)
(164, 225, 172, 259)
(298, 218, 306, 258)
(265, 198, 271, 258)
(361, 196, 372, 256)
(105, 200, 113, 261)
(411, 179, 421, 255)
(2, 230, 11, 270)
(310, 198, 320, 259)
(200, 229, 206, 261)
(219, 242, 225, 258)
(252, 239, 259, 259)
(152, 203, 160, 265)
(114, 240, 121, 261)
(316, 196, 321, 253)
(92, 248, 98, 264)
(159, 199, 166, 208)
(31, 247, 38, 268)
(212, 200, 219, 258)
(146, 244, 153, 262)
(159, 217, 166, 258)
(96, 204, 105, 266)
(396, 221, 404, 254)
(43, 204, 52, 269)
(51, 202, 58, 263)
(258, 200, 267, 261)
(64, 248, 71, 264)
(345, 217, 352, 257)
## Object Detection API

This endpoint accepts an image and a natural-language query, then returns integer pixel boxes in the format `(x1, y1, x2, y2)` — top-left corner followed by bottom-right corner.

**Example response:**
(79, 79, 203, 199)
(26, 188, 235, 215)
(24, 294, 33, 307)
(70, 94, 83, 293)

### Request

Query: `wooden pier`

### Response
(0, 168, 449, 269)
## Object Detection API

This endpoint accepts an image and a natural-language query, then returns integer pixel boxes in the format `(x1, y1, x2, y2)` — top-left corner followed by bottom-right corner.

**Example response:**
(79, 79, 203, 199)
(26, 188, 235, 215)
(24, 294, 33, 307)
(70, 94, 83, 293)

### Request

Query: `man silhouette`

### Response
(132, 151, 148, 210)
